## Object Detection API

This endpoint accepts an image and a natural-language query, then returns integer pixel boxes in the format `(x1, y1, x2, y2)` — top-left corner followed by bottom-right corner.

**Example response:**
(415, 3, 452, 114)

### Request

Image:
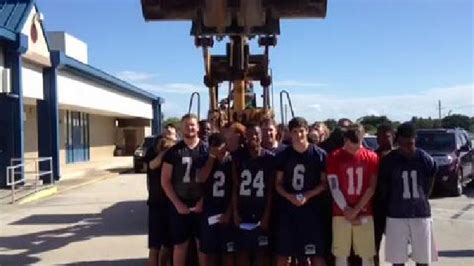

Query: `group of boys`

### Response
(145, 114, 438, 266)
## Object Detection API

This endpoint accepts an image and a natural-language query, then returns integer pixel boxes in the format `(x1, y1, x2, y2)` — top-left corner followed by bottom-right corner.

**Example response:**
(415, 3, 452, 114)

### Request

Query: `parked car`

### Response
(363, 135, 379, 151)
(133, 136, 157, 173)
(416, 129, 473, 196)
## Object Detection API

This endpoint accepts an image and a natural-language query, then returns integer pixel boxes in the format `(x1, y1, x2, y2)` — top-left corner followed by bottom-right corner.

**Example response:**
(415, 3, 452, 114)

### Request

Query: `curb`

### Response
(17, 172, 119, 205)
(17, 186, 58, 205)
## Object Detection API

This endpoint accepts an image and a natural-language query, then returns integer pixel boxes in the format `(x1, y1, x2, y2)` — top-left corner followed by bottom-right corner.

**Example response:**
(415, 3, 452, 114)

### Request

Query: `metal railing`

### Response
(7, 157, 54, 203)
(279, 90, 295, 125)
(188, 91, 201, 121)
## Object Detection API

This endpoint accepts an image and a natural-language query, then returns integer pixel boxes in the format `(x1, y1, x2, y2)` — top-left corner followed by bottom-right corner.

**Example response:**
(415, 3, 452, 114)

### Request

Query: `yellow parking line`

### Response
(17, 186, 58, 205)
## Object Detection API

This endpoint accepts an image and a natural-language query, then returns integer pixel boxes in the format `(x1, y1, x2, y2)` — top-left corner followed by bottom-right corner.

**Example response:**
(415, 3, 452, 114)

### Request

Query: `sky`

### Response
(36, 0, 473, 122)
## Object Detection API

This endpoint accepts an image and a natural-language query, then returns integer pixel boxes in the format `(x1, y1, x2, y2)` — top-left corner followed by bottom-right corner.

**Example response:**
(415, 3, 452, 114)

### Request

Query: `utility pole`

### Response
(438, 100, 442, 119)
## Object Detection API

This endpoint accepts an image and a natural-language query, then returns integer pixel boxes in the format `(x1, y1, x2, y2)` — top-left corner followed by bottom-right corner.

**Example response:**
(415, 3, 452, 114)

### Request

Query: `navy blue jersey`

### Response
(380, 149, 437, 218)
(163, 140, 209, 204)
(268, 143, 288, 156)
(235, 148, 275, 223)
(276, 144, 327, 194)
(203, 156, 233, 216)
(144, 145, 164, 205)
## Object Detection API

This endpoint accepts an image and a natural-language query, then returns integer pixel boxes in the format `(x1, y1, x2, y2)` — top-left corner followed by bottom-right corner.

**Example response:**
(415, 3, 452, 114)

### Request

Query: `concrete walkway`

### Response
(0, 156, 133, 206)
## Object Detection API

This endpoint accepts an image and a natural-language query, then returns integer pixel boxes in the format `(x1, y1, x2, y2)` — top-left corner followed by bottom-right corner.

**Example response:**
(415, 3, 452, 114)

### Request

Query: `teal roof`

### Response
(0, 0, 163, 103)
(0, 0, 33, 41)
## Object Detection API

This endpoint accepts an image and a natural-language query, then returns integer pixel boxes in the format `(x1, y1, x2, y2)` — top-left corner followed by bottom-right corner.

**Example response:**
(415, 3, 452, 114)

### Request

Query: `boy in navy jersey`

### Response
(275, 117, 328, 266)
(261, 118, 287, 154)
(161, 114, 209, 266)
(373, 124, 395, 266)
(145, 136, 176, 266)
(380, 123, 437, 266)
(198, 133, 236, 266)
(233, 123, 274, 266)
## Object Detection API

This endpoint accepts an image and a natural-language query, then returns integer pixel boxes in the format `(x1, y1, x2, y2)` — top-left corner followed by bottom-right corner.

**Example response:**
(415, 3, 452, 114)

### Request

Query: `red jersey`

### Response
(327, 147, 379, 216)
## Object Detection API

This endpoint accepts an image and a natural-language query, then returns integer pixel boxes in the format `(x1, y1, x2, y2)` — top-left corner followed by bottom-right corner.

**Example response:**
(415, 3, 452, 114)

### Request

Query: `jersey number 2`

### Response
(347, 167, 363, 195)
(240, 170, 264, 197)
(402, 170, 420, 199)
(212, 171, 225, 197)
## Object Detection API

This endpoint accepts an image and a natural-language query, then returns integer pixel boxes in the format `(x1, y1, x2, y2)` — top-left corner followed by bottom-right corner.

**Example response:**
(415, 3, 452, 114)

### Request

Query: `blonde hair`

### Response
(313, 122, 330, 140)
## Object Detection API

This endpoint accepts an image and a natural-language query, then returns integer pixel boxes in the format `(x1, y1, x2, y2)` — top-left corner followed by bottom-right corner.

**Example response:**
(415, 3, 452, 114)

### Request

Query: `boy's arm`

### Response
(348, 155, 379, 219)
(149, 150, 166, 170)
(261, 172, 274, 231)
(197, 154, 216, 183)
(304, 172, 328, 200)
(328, 174, 348, 210)
(349, 172, 377, 219)
(231, 161, 241, 226)
(275, 170, 299, 206)
(161, 162, 189, 214)
(427, 156, 438, 197)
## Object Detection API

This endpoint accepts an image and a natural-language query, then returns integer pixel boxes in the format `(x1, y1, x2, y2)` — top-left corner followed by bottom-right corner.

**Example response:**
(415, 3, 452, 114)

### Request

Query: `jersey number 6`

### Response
(293, 164, 305, 191)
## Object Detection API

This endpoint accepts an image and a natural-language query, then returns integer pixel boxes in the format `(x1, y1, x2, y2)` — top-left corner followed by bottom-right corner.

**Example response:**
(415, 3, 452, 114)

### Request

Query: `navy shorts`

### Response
(200, 215, 237, 254)
(148, 203, 172, 249)
(276, 200, 325, 257)
(169, 204, 201, 245)
(236, 226, 269, 252)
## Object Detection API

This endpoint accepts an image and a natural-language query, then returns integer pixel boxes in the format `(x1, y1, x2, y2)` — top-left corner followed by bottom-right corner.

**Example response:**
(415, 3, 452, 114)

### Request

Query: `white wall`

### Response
(57, 70, 153, 119)
(21, 6, 51, 66)
(22, 62, 44, 100)
(47, 31, 88, 64)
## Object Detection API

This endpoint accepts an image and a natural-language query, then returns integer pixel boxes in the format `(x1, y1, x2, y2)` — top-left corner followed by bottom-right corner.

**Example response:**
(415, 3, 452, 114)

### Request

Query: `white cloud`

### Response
(136, 82, 206, 95)
(279, 83, 473, 122)
(116, 69, 473, 122)
(116, 70, 205, 94)
(116, 70, 156, 82)
(273, 80, 328, 88)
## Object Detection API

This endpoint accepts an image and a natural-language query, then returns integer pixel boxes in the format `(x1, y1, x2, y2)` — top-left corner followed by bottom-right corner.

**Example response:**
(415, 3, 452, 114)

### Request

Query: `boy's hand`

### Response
(175, 201, 190, 215)
(343, 207, 358, 221)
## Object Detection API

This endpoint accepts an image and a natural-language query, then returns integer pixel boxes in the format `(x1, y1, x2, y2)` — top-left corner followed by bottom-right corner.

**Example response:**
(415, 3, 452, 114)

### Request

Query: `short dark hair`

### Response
(338, 118, 353, 128)
(165, 123, 176, 129)
(209, 132, 226, 147)
(288, 117, 309, 131)
(261, 118, 277, 128)
(245, 122, 260, 131)
(377, 123, 394, 135)
(199, 119, 210, 126)
(396, 122, 416, 139)
(343, 123, 365, 143)
(181, 113, 198, 122)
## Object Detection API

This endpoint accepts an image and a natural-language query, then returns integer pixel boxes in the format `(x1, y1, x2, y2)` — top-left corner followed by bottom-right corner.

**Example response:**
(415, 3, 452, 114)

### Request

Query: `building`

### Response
(0, 0, 164, 187)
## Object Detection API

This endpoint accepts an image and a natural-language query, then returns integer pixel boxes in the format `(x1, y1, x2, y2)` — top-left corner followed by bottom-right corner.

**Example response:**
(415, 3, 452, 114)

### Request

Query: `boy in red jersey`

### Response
(327, 124, 379, 266)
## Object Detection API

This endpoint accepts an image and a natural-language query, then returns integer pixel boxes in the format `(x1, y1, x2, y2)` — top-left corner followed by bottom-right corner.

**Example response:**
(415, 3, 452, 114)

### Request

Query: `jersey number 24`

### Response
(240, 170, 264, 197)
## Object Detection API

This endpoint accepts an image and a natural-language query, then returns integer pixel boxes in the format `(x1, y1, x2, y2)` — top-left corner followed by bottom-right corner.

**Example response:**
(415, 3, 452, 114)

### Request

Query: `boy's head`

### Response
(288, 117, 309, 146)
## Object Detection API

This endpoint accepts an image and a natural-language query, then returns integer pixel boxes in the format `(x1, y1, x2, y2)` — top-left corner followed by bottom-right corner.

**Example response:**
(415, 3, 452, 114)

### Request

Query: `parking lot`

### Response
(0, 172, 473, 265)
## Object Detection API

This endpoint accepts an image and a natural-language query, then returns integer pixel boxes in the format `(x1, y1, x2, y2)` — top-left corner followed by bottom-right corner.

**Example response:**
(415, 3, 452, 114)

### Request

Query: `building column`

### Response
(0, 35, 28, 187)
(152, 97, 164, 135)
(37, 52, 60, 183)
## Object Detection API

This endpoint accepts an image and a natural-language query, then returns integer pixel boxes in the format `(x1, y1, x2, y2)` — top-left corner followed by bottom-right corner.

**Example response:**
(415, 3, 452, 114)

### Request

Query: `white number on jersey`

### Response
(182, 157, 192, 183)
(240, 170, 265, 197)
(346, 167, 363, 195)
(401, 170, 420, 199)
(292, 164, 305, 191)
(212, 171, 226, 197)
